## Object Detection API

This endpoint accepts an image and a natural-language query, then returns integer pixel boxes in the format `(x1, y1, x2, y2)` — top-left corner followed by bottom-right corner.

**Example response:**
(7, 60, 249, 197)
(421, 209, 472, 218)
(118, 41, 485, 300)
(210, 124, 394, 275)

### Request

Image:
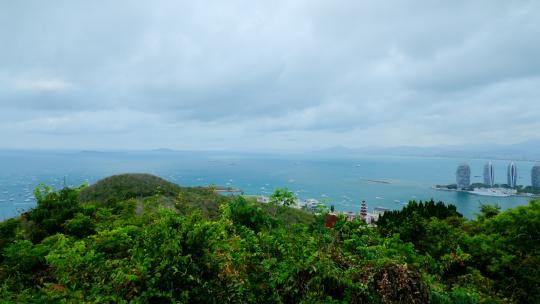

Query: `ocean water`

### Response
(0, 150, 536, 220)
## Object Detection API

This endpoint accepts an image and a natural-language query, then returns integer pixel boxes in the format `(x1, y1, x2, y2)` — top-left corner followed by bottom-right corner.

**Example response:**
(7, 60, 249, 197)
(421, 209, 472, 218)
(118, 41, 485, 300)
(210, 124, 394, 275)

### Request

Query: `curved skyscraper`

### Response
(532, 164, 540, 188)
(483, 161, 495, 187)
(456, 164, 471, 189)
(507, 162, 517, 188)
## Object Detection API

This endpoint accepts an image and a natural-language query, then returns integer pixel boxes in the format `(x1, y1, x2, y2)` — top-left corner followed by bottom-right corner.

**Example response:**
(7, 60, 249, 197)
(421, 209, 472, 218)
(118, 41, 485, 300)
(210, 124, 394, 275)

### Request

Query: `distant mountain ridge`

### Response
(315, 140, 540, 161)
(62, 139, 540, 161)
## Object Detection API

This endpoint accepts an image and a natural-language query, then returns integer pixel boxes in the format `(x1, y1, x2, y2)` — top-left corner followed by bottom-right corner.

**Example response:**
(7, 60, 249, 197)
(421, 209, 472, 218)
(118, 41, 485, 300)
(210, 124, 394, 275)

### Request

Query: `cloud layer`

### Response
(1, 0, 540, 150)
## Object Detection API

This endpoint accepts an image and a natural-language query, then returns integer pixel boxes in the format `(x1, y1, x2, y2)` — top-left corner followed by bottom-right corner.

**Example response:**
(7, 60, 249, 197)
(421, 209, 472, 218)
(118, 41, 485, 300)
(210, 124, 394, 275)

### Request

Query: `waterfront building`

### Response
(456, 164, 471, 189)
(532, 164, 540, 188)
(507, 162, 518, 188)
(483, 162, 495, 187)
(324, 214, 338, 228)
(373, 207, 389, 217)
(256, 196, 270, 203)
(302, 199, 320, 212)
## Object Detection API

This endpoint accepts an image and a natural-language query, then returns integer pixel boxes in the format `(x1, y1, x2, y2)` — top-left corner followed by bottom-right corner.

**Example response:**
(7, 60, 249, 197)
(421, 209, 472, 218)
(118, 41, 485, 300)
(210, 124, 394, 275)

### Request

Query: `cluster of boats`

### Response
(0, 188, 35, 205)
(0, 175, 92, 209)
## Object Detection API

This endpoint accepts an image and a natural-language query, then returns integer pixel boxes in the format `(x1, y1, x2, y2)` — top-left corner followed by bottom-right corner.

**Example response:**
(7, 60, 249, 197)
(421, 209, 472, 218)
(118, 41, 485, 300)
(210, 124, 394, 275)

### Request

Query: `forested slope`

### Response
(0, 174, 538, 303)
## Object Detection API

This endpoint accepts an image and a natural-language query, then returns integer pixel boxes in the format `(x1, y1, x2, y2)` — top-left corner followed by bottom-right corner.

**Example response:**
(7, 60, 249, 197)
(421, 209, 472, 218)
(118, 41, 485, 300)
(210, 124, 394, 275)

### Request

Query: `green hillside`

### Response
(0, 174, 539, 303)
(78, 173, 182, 205)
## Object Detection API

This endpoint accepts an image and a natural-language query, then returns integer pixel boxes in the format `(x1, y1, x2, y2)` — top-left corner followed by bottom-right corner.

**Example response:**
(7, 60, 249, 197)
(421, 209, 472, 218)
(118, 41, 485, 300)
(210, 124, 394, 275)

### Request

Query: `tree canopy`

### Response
(0, 175, 538, 303)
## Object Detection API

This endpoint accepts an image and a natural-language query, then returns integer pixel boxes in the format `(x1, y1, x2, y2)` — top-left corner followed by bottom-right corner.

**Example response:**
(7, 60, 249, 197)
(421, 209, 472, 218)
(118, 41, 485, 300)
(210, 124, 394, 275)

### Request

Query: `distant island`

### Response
(360, 178, 392, 184)
(434, 183, 540, 197)
(436, 161, 540, 197)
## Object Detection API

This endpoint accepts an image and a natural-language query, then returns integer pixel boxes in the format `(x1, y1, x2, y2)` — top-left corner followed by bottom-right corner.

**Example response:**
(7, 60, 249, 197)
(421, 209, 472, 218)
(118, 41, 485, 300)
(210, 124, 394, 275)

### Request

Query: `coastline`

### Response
(432, 186, 540, 198)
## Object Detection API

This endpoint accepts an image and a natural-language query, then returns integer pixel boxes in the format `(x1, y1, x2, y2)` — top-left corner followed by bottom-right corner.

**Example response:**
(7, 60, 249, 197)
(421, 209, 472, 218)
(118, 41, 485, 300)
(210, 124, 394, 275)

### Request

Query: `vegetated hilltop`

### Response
(76, 173, 312, 223)
(77, 173, 226, 219)
(0, 174, 539, 303)
(78, 173, 182, 205)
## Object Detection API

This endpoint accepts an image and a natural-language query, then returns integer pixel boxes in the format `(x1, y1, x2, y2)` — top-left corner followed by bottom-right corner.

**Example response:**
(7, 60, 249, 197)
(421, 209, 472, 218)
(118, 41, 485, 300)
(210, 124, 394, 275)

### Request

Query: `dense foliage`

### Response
(0, 174, 539, 303)
(517, 185, 540, 195)
(378, 199, 540, 303)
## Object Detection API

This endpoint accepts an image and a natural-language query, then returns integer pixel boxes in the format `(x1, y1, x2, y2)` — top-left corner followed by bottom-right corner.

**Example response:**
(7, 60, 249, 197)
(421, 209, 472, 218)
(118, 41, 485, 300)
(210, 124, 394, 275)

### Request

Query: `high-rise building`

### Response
(456, 164, 471, 189)
(483, 162, 495, 187)
(507, 162, 517, 188)
(532, 164, 540, 188)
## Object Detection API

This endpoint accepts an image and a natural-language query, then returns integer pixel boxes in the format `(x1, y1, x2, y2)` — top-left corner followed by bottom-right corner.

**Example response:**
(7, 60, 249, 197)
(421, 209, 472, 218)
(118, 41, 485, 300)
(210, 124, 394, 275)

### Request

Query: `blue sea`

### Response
(0, 150, 536, 220)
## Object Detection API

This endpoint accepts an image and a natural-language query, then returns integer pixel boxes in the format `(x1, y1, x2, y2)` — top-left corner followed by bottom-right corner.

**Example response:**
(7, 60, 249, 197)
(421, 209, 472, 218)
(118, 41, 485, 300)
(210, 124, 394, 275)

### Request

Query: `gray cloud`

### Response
(1, 0, 539, 150)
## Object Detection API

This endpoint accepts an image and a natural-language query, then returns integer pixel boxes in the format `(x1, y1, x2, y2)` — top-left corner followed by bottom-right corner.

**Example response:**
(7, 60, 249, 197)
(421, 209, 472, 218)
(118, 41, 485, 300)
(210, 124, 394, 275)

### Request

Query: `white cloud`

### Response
(0, 0, 539, 150)
(13, 78, 72, 93)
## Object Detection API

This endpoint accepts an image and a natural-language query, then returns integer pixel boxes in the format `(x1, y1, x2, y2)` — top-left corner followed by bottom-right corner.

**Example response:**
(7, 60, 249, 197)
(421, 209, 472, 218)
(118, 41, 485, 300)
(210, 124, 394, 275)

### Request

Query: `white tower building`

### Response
(507, 162, 517, 188)
(532, 164, 540, 188)
(456, 164, 471, 189)
(483, 162, 495, 187)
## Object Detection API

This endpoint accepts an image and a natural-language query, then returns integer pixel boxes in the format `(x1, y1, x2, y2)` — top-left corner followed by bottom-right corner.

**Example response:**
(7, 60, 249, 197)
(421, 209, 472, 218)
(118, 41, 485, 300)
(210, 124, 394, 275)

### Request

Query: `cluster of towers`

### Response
(456, 161, 533, 190)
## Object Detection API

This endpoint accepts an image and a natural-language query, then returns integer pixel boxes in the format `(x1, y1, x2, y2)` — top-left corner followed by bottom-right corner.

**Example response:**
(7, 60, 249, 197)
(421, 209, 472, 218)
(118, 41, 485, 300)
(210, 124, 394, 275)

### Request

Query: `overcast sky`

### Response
(1, 1, 539, 151)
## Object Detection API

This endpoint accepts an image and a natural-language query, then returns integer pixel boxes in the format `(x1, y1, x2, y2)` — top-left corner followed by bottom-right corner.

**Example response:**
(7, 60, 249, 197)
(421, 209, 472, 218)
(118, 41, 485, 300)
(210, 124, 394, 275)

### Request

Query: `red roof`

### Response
(324, 214, 338, 228)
